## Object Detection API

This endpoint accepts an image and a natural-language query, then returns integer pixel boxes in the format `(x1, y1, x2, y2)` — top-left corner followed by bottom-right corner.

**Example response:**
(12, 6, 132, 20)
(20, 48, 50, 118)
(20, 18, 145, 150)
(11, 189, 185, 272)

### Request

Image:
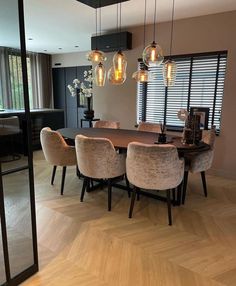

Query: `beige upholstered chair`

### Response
(75, 134, 126, 211)
(93, 120, 120, 129)
(138, 122, 161, 133)
(182, 128, 216, 204)
(126, 142, 184, 225)
(40, 127, 77, 195)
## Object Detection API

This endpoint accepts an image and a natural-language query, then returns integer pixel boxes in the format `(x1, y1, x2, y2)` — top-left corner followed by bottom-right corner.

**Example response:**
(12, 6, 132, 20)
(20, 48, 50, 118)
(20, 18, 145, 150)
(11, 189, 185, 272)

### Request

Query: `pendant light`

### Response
(132, 0, 153, 82)
(95, 62, 106, 86)
(142, 0, 164, 67)
(86, 7, 106, 63)
(108, 66, 127, 85)
(94, 6, 106, 86)
(108, 3, 127, 85)
(163, 0, 177, 86)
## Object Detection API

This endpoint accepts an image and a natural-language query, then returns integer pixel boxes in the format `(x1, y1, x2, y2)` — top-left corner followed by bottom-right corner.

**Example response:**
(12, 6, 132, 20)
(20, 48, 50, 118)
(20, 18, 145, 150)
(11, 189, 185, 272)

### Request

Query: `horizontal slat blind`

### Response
(214, 54, 227, 130)
(166, 58, 191, 128)
(137, 51, 227, 132)
(146, 65, 165, 123)
(136, 61, 146, 122)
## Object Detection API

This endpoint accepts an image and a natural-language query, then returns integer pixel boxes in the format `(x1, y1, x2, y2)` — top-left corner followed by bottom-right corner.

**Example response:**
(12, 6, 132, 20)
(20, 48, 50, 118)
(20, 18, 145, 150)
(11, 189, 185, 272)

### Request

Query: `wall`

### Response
(52, 11, 236, 179)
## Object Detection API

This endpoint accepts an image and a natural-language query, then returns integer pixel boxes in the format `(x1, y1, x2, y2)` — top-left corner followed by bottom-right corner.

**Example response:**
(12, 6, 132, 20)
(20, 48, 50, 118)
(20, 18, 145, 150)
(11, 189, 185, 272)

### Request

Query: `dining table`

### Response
(58, 127, 211, 205)
(58, 127, 210, 154)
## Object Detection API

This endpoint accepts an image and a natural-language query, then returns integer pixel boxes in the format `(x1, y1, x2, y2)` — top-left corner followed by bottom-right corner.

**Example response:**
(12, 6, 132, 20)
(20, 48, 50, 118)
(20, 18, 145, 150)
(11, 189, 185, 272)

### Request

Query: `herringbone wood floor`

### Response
(21, 151, 236, 286)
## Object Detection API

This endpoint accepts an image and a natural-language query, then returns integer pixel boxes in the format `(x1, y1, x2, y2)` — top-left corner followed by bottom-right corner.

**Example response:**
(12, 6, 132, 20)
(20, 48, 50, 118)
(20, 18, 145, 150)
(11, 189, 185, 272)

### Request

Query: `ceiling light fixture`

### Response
(142, 0, 164, 67)
(108, 2, 127, 85)
(94, 6, 106, 87)
(132, 0, 153, 82)
(163, 0, 177, 86)
(86, 7, 106, 63)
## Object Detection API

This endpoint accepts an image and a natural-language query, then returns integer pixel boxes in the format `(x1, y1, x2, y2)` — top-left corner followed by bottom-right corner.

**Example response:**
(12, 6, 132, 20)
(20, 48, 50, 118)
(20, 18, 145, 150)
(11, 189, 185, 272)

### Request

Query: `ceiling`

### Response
(1, 0, 236, 54)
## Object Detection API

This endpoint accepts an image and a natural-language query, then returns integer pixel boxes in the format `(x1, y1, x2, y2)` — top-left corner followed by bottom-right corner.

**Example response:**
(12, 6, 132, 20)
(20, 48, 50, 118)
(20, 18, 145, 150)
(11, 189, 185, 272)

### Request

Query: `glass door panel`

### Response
(0, 224, 6, 285)
(0, 0, 38, 285)
(2, 170, 34, 277)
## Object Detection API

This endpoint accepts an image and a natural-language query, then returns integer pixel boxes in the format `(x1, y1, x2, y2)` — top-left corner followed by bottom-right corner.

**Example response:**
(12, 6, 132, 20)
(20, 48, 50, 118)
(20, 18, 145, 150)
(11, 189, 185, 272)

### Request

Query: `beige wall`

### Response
(52, 11, 236, 179)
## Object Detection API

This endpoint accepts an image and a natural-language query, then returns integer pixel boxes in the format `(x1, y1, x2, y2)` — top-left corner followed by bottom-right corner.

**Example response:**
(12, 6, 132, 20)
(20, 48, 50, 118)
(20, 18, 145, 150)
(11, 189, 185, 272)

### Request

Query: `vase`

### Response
(83, 96, 94, 119)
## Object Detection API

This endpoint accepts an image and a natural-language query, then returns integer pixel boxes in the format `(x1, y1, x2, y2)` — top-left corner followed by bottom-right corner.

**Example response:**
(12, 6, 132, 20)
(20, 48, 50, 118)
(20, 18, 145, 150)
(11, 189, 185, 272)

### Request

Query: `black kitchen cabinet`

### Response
(52, 65, 92, 128)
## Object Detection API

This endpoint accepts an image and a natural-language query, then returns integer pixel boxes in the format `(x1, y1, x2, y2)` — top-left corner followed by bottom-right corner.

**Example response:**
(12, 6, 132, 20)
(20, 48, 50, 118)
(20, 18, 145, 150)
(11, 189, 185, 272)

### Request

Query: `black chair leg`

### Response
(76, 165, 81, 179)
(51, 165, 57, 185)
(108, 179, 112, 211)
(176, 181, 183, 206)
(182, 171, 189, 204)
(167, 189, 172, 226)
(90, 179, 94, 189)
(201, 171, 208, 197)
(172, 188, 176, 206)
(80, 177, 88, 202)
(86, 178, 91, 192)
(129, 187, 137, 218)
(61, 166, 67, 195)
(137, 190, 140, 201)
(125, 173, 131, 198)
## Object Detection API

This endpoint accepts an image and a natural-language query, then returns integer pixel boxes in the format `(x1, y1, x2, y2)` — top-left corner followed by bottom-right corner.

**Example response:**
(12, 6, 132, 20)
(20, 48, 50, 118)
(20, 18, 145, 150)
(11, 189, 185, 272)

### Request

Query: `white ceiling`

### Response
(1, 0, 236, 54)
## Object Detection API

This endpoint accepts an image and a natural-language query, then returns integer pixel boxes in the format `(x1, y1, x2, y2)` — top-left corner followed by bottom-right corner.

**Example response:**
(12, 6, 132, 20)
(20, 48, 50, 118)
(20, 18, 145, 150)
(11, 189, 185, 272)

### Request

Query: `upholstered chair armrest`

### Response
(190, 150, 214, 173)
(60, 145, 77, 166)
(108, 153, 126, 178)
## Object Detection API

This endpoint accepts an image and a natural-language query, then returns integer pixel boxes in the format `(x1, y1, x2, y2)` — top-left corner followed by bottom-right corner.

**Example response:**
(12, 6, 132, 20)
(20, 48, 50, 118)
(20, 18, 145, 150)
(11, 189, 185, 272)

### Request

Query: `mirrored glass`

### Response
(0, 223, 6, 285)
(2, 170, 34, 277)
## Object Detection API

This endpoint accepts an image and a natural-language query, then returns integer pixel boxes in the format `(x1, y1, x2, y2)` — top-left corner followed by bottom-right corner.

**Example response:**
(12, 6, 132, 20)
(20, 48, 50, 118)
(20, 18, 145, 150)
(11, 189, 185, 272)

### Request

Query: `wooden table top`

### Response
(58, 128, 210, 154)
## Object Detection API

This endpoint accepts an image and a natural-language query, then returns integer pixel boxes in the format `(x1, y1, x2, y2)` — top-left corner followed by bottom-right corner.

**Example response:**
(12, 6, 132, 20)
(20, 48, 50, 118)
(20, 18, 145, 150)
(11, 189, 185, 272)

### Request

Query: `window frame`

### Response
(136, 50, 228, 133)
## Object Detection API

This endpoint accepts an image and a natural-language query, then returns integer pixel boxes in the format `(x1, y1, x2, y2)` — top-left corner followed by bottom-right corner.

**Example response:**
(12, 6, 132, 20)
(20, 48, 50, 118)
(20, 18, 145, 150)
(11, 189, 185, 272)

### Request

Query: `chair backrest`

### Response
(93, 120, 120, 129)
(40, 127, 68, 166)
(75, 134, 118, 179)
(202, 128, 216, 149)
(137, 122, 161, 133)
(126, 142, 184, 190)
(0, 116, 20, 135)
(189, 127, 216, 173)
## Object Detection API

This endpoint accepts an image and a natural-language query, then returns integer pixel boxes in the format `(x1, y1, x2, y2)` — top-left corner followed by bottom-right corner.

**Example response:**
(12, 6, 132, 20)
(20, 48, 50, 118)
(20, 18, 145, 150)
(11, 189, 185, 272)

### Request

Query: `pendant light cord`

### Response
(116, 4, 119, 33)
(116, 3, 119, 49)
(143, 0, 147, 49)
(119, 2, 122, 50)
(95, 8, 98, 49)
(169, 0, 175, 57)
(153, 0, 157, 42)
(99, 5, 102, 36)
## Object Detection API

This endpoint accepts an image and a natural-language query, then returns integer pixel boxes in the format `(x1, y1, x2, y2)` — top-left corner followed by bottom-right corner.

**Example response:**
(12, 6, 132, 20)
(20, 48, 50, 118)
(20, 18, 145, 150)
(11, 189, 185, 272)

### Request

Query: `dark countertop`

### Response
(0, 108, 64, 115)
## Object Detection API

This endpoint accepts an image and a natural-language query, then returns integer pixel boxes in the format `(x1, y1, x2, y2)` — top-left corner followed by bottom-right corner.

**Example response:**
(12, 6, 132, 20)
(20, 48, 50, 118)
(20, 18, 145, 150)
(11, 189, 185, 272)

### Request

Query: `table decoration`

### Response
(67, 68, 94, 119)
(158, 122, 167, 143)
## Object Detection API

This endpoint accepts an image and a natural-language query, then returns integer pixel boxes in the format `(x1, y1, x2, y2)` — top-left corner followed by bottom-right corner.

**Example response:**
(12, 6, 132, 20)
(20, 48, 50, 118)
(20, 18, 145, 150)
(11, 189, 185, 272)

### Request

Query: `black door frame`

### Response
(0, 0, 38, 285)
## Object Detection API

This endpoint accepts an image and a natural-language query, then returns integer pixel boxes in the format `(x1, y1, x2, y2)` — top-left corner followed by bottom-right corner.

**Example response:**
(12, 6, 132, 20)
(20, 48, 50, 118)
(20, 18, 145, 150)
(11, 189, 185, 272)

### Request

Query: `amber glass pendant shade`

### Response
(113, 50, 127, 73)
(132, 69, 153, 82)
(94, 62, 106, 87)
(162, 59, 177, 86)
(86, 49, 107, 63)
(142, 41, 164, 67)
(108, 66, 126, 85)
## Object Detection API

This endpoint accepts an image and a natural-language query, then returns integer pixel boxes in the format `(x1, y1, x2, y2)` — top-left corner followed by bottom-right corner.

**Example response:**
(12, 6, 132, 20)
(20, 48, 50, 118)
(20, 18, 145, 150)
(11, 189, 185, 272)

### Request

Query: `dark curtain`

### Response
(30, 53, 53, 108)
(0, 47, 12, 108)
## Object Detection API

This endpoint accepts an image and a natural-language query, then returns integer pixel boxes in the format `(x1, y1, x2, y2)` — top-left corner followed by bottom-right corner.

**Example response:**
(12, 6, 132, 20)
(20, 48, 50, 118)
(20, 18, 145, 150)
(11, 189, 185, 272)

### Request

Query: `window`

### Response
(8, 51, 33, 109)
(137, 51, 227, 132)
